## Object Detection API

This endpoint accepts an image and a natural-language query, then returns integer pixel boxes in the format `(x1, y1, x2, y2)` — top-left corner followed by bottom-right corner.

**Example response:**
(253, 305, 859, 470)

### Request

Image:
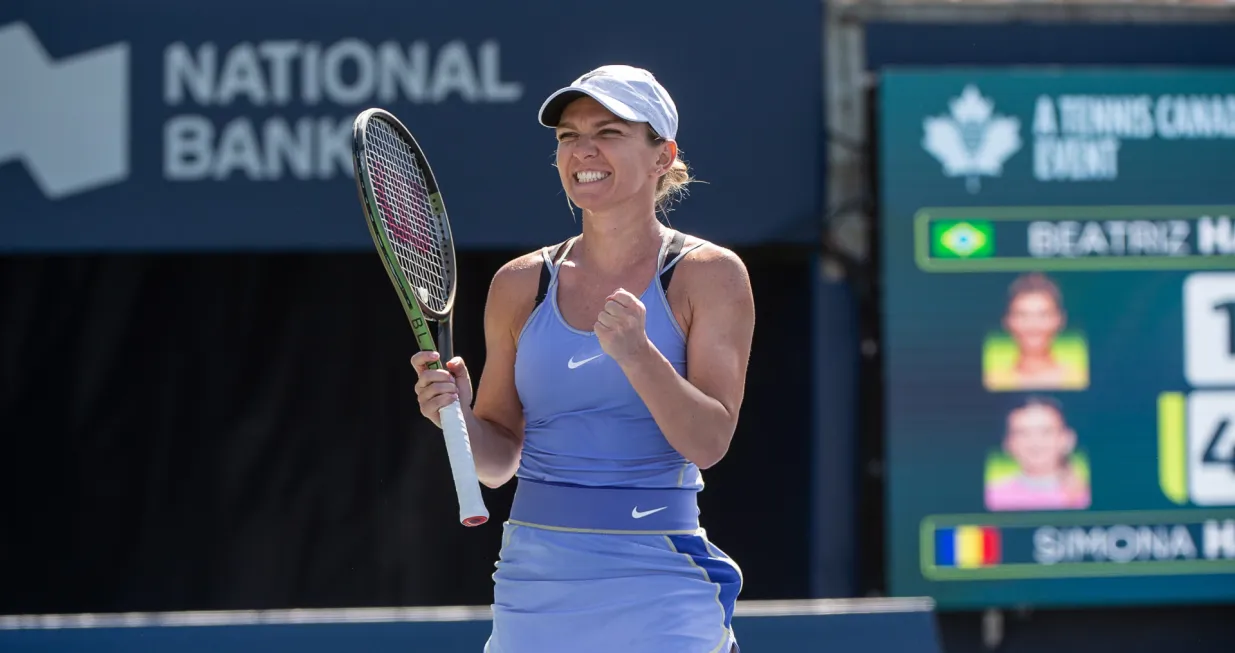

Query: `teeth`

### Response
(575, 170, 610, 183)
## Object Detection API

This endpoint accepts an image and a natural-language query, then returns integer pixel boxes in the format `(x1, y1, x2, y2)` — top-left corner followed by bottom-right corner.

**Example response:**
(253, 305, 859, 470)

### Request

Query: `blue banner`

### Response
(0, 0, 822, 252)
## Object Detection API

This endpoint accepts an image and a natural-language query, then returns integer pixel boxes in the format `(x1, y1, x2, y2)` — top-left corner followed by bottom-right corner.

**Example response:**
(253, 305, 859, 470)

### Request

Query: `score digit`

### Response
(1217, 300, 1235, 357)
(1201, 417, 1234, 473)
(1188, 391, 1235, 505)
(1184, 272, 1235, 387)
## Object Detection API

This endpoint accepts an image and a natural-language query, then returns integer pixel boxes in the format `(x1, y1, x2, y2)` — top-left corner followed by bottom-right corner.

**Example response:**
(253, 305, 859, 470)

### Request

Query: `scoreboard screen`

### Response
(879, 68, 1235, 609)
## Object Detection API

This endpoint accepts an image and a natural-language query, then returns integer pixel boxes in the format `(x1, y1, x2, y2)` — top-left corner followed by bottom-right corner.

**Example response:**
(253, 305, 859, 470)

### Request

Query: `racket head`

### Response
(351, 108, 459, 326)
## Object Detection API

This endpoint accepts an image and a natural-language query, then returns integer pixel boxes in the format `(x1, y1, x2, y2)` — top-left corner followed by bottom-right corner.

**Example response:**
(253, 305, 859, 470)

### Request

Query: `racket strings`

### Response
(365, 121, 453, 314)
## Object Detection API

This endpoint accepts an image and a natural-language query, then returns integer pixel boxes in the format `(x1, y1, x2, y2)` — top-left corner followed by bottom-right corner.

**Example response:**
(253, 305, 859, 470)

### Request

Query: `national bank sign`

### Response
(0, 22, 130, 199)
(0, 21, 524, 199)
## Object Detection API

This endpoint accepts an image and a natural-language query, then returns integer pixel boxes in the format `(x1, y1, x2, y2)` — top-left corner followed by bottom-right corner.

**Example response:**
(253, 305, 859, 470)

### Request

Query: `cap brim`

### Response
(537, 87, 643, 128)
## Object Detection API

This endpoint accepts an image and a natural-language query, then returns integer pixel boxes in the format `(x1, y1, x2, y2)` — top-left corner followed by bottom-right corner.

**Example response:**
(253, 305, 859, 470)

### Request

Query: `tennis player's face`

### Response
(1004, 405, 1074, 476)
(554, 98, 665, 211)
(1004, 291, 1063, 356)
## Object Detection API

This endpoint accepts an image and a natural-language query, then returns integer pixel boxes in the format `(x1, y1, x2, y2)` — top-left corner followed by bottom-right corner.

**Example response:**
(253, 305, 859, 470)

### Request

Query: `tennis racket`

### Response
(350, 107, 489, 528)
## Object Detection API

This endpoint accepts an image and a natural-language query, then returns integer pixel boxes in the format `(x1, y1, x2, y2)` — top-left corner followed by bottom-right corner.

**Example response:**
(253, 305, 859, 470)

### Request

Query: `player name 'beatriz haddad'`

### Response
(1028, 215, 1235, 258)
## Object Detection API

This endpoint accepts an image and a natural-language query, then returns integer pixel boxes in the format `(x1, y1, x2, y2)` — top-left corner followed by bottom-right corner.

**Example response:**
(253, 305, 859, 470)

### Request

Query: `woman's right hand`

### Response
(411, 351, 474, 428)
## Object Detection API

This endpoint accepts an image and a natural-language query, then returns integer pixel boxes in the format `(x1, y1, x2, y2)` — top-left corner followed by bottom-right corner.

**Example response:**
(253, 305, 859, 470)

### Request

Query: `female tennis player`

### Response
(984, 272, 1088, 392)
(411, 64, 755, 653)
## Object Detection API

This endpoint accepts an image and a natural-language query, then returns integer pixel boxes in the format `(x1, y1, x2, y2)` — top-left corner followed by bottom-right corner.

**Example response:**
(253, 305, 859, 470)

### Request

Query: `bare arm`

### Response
(466, 255, 543, 488)
(415, 253, 541, 488)
(613, 245, 755, 469)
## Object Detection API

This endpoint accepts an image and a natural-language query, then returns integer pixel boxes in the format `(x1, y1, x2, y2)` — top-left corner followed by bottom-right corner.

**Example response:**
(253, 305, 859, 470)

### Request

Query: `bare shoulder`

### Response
(665, 233, 754, 338)
(486, 247, 550, 339)
(674, 234, 752, 295)
(490, 249, 545, 295)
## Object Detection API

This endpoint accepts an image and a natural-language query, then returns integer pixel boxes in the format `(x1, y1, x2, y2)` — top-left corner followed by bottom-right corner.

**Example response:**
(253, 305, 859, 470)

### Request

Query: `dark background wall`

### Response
(0, 246, 817, 614)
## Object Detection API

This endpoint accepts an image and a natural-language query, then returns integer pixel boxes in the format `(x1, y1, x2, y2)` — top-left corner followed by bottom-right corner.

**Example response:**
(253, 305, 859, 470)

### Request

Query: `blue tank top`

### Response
(513, 231, 705, 491)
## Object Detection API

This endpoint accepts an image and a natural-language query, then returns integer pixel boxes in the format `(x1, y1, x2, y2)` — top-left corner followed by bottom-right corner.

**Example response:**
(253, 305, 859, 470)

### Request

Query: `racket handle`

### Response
(437, 399, 490, 527)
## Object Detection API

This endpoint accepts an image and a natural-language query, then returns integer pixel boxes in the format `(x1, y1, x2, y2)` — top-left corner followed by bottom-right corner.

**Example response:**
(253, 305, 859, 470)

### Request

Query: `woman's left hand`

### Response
(595, 288, 651, 365)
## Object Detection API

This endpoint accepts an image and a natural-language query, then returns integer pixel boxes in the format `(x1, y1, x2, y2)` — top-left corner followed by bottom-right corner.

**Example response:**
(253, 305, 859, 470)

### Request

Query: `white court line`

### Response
(0, 598, 935, 630)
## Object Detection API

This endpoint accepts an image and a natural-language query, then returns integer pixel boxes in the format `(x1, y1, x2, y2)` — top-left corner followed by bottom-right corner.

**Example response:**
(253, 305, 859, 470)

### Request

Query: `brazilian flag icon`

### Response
(931, 220, 995, 259)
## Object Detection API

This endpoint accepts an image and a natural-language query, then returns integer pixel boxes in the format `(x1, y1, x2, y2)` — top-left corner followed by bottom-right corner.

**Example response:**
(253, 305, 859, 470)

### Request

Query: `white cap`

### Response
(538, 65, 679, 141)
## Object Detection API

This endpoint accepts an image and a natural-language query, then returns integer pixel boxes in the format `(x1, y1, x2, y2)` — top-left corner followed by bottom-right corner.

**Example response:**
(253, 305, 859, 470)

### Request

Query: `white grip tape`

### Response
(438, 399, 489, 526)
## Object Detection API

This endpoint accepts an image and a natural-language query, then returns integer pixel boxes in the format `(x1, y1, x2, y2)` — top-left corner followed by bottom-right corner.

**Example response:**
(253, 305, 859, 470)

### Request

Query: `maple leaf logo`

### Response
(922, 85, 1022, 193)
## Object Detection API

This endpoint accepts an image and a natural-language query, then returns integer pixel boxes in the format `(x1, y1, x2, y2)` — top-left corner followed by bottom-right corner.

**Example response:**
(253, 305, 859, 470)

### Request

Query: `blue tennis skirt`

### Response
(483, 480, 743, 653)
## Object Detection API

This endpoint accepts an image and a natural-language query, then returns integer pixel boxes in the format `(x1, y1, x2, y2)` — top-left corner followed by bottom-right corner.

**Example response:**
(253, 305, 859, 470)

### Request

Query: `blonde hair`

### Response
(647, 126, 694, 214)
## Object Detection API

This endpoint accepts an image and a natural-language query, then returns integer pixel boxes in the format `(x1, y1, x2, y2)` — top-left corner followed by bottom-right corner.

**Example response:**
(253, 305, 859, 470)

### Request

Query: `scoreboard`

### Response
(879, 68, 1235, 609)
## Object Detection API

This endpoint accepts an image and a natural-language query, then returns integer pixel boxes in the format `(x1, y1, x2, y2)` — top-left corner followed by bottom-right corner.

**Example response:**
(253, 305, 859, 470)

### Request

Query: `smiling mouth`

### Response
(574, 171, 611, 184)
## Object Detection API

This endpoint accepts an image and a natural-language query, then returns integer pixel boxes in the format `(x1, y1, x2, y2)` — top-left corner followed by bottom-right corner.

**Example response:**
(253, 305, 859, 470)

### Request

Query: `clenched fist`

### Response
(594, 288, 651, 365)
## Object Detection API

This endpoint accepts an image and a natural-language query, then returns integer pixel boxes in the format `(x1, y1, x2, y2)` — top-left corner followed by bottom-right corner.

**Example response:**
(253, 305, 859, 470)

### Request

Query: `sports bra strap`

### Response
(533, 233, 700, 308)
(659, 231, 692, 290)
(533, 238, 574, 308)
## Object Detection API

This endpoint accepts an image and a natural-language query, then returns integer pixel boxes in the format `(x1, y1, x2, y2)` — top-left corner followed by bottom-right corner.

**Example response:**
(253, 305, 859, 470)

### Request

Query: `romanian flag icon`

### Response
(935, 525, 1001, 568)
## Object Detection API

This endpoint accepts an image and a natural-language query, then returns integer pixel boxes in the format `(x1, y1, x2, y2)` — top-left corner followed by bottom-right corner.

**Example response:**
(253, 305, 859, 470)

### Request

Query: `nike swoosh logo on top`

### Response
(631, 506, 668, 519)
(567, 353, 603, 369)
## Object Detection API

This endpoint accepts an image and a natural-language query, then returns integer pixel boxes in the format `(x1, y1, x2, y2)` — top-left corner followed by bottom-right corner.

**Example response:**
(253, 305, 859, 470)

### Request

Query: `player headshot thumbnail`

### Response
(985, 395, 1091, 512)
(984, 272, 1089, 392)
